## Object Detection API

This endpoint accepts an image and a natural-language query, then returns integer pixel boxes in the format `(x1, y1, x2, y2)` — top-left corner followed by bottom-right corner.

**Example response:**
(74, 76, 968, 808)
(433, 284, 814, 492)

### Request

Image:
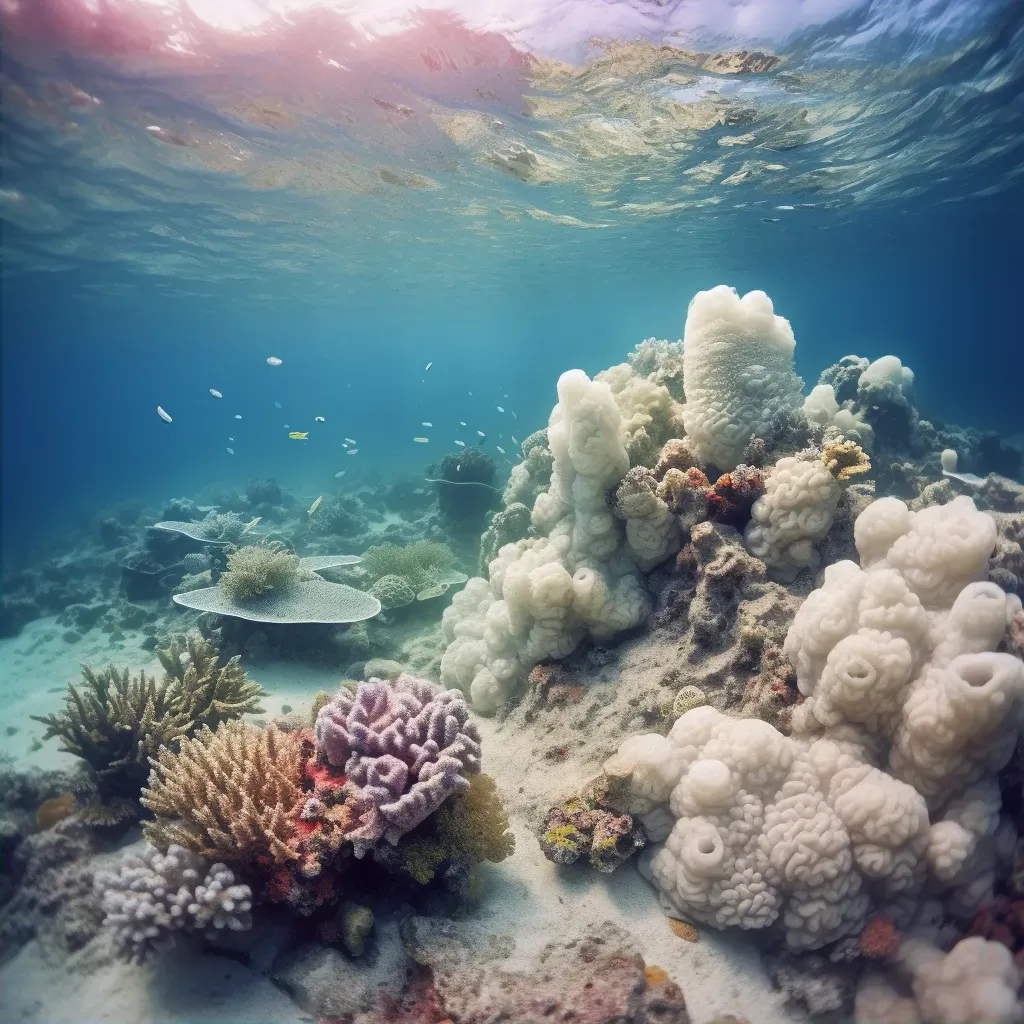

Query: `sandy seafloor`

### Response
(0, 617, 794, 1024)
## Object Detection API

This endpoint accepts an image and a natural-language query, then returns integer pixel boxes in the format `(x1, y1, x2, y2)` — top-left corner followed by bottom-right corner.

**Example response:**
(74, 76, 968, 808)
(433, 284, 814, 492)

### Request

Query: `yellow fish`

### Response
(241, 516, 261, 535)
(308, 495, 323, 516)
(289, 431, 309, 440)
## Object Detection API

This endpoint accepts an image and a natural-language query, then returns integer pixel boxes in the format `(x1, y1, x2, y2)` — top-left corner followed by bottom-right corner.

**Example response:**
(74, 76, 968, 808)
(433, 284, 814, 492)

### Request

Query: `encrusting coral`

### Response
(95, 843, 252, 961)
(539, 795, 645, 873)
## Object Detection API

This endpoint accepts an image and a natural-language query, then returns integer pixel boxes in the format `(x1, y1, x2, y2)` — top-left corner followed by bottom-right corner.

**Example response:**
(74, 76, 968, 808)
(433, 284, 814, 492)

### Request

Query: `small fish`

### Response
(315, 415, 325, 423)
(422, 421, 432, 427)
(209, 389, 223, 399)
(511, 411, 517, 419)
(503, 394, 509, 398)
(342, 442, 349, 448)
(454, 440, 466, 447)
(761, 217, 780, 223)
(289, 431, 309, 440)
(235, 414, 242, 420)
(242, 516, 261, 535)
(334, 471, 346, 479)
(776, 205, 795, 210)
(424, 361, 433, 371)
(284, 424, 290, 429)
(511, 435, 518, 444)
(274, 401, 282, 409)
(413, 437, 429, 443)
(496, 446, 506, 454)
(267, 356, 283, 366)
(347, 449, 359, 455)
(460, 421, 467, 426)
(226, 447, 235, 454)
(157, 406, 172, 423)
(229, 436, 234, 441)
(308, 496, 323, 516)
(497, 406, 504, 413)
(476, 430, 485, 438)
(345, 437, 357, 444)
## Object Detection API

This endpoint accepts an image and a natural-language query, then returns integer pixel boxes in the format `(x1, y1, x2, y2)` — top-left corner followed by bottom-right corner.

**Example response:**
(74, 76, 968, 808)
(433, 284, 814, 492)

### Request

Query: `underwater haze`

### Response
(2, 0, 1024, 1022)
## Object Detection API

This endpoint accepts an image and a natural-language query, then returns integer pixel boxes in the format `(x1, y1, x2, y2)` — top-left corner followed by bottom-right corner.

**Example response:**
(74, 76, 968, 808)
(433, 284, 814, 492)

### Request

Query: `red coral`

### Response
(705, 466, 764, 526)
(859, 914, 900, 959)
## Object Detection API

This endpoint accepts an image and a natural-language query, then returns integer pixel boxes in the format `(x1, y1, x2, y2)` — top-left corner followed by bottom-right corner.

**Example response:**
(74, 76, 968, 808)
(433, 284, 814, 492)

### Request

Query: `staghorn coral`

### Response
(157, 632, 265, 732)
(142, 722, 304, 868)
(315, 675, 482, 857)
(219, 543, 302, 602)
(823, 438, 872, 482)
(95, 843, 252, 961)
(32, 666, 190, 824)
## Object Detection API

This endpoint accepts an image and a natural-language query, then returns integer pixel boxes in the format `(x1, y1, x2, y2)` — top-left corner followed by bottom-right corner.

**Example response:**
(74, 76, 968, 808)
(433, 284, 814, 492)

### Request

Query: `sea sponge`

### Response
(682, 286, 803, 471)
(219, 544, 301, 602)
(142, 722, 305, 868)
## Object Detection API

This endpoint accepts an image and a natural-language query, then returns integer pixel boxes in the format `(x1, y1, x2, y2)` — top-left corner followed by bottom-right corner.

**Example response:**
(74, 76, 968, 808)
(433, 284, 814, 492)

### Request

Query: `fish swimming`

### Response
(242, 516, 261, 534)
(315, 415, 326, 423)
(347, 449, 359, 455)
(413, 437, 429, 443)
(229, 436, 234, 441)
(454, 440, 466, 447)
(496, 446, 505, 454)
(477, 431, 485, 437)
(235, 414, 242, 420)
(344, 437, 357, 445)
(460, 421, 467, 426)
(274, 401, 282, 409)
(334, 471, 346, 479)
(511, 436, 518, 445)
(267, 356, 283, 366)
(308, 496, 323, 516)
(422, 421, 432, 427)
(157, 406, 172, 423)
(497, 406, 504, 413)
(424, 361, 432, 371)
(289, 431, 309, 440)
(226, 447, 235, 454)
(209, 389, 223, 398)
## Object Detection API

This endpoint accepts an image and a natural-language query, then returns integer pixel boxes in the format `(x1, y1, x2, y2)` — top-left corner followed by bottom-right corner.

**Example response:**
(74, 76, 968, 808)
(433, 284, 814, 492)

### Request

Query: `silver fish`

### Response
(209, 389, 223, 398)
(157, 406, 172, 423)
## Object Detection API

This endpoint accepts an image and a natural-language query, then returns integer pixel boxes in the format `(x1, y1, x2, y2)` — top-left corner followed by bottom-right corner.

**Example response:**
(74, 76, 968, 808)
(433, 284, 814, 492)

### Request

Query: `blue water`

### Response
(1, 0, 1023, 561)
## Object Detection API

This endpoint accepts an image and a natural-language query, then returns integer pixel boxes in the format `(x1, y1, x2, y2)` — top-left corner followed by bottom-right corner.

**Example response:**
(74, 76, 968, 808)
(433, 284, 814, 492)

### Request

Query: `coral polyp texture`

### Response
(681, 285, 803, 471)
(142, 722, 305, 868)
(315, 674, 482, 857)
(608, 494, 1024, 951)
(95, 843, 252, 961)
(441, 368, 661, 713)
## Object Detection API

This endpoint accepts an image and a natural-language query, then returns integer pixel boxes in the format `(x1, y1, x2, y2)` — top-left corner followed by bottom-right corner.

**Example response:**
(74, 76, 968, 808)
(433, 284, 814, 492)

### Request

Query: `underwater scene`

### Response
(1, 0, 1023, 1021)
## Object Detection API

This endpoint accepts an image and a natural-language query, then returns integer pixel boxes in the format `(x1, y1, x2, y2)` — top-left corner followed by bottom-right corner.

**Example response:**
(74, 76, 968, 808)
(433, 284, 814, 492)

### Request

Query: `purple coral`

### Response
(314, 674, 481, 856)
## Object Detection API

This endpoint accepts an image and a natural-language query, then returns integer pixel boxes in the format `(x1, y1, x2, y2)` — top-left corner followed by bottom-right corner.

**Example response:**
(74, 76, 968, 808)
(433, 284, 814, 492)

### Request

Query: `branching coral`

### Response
(359, 541, 464, 597)
(95, 843, 252, 961)
(157, 632, 265, 732)
(219, 543, 302, 602)
(314, 675, 482, 857)
(32, 666, 190, 824)
(142, 722, 305, 868)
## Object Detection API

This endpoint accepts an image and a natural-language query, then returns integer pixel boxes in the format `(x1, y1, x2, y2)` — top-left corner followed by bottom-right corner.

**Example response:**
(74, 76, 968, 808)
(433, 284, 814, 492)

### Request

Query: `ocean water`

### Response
(1, 0, 1023, 1020)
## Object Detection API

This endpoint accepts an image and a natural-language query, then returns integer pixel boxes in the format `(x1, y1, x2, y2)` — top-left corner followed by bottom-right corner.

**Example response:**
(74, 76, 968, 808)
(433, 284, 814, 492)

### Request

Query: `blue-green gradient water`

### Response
(2, 0, 1022, 563)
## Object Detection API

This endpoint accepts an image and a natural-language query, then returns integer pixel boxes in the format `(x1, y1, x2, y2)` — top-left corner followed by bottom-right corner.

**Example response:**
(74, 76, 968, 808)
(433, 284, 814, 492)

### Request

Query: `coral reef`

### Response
(358, 541, 467, 602)
(428, 449, 498, 529)
(315, 675, 481, 857)
(95, 843, 252, 961)
(502, 429, 554, 507)
(478, 501, 531, 574)
(219, 543, 302, 601)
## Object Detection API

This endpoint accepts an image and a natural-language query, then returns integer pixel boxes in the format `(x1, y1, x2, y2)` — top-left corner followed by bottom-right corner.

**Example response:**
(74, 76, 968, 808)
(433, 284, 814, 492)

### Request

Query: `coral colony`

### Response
(4, 285, 1024, 1023)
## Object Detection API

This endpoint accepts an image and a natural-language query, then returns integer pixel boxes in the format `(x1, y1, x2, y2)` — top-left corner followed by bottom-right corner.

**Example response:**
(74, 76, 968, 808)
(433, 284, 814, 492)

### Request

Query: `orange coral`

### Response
(36, 793, 77, 831)
(645, 965, 669, 985)
(669, 919, 699, 942)
(859, 914, 900, 959)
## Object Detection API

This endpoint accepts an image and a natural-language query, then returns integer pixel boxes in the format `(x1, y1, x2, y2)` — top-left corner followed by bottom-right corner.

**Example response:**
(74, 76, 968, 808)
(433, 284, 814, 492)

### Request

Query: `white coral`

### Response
(681, 285, 803, 471)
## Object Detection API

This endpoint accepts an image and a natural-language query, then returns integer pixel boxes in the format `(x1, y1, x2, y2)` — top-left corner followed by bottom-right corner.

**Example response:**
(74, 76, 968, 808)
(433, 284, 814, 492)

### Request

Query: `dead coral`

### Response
(158, 632, 265, 731)
(822, 438, 871, 482)
(142, 722, 304, 868)
(655, 438, 699, 477)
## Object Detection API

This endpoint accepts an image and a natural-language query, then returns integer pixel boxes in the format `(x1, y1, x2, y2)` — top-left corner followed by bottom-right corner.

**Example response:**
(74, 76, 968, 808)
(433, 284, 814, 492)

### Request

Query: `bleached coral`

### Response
(611, 467, 682, 571)
(803, 383, 875, 448)
(743, 455, 841, 581)
(96, 843, 252, 961)
(617, 495, 1024, 950)
(681, 285, 803, 470)
(858, 355, 915, 408)
(442, 369, 653, 713)
(596, 362, 685, 468)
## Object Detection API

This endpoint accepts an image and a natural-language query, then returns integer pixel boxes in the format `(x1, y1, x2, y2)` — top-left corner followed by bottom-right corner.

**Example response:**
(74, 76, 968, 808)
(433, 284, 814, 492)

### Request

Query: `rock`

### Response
(61, 630, 82, 645)
(363, 658, 403, 681)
